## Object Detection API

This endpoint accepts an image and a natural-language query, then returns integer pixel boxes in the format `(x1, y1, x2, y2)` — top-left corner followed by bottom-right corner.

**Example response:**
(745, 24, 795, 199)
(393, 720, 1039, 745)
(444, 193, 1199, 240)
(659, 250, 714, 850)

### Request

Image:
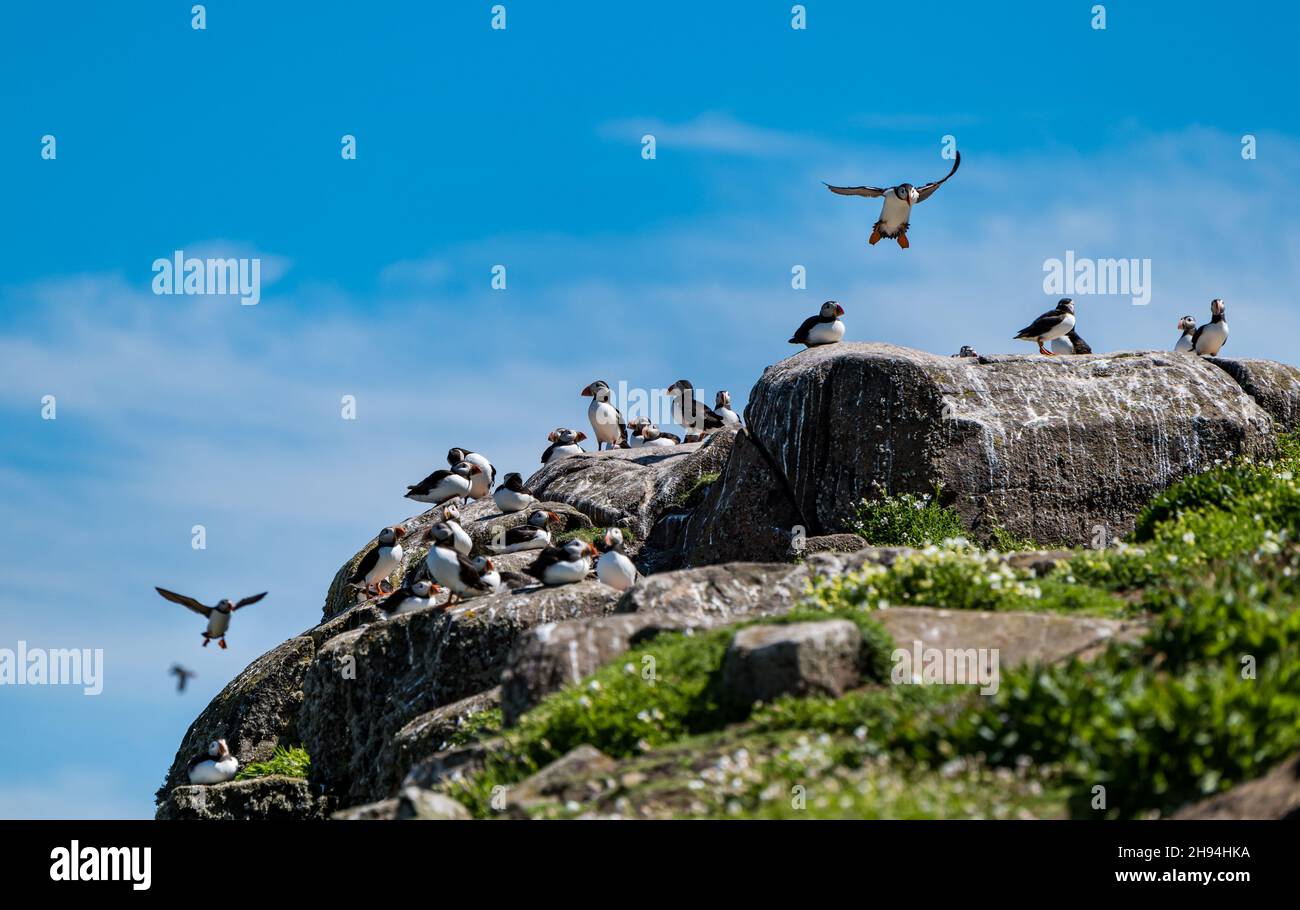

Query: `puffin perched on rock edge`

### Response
(1192, 298, 1228, 356)
(1014, 298, 1076, 355)
(187, 739, 238, 784)
(789, 301, 845, 348)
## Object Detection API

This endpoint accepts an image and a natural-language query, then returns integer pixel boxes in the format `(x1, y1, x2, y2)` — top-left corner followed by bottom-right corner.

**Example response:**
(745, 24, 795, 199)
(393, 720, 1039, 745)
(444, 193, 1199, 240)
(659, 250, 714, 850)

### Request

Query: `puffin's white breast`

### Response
(807, 319, 845, 346)
(1196, 322, 1228, 355)
(597, 551, 637, 591)
(544, 559, 589, 585)
(1040, 312, 1075, 342)
(877, 194, 912, 231)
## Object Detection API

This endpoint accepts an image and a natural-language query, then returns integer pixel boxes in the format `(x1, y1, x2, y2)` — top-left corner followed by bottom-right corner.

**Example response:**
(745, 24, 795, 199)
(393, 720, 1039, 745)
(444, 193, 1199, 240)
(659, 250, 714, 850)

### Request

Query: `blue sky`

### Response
(1, 1, 1298, 817)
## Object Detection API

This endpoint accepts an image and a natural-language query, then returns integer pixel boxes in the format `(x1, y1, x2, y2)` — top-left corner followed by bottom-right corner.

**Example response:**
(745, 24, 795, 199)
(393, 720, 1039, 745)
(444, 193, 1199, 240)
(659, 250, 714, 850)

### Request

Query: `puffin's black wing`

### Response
(914, 150, 961, 203)
(1191, 323, 1207, 349)
(498, 570, 535, 590)
(233, 592, 268, 610)
(1015, 310, 1067, 340)
(503, 525, 544, 546)
(348, 545, 381, 584)
(155, 587, 212, 617)
(407, 469, 451, 494)
(789, 313, 823, 345)
(825, 183, 885, 198)
(661, 431, 683, 444)
(540, 444, 558, 464)
(458, 555, 492, 591)
(1066, 331, 1092, 354)
(524, 546, 566, 580)
(377, 586, 411, 614)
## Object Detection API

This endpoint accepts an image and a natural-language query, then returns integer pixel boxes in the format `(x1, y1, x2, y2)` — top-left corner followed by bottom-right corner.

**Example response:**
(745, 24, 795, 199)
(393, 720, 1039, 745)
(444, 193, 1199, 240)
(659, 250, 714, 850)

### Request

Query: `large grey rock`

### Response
(155, 636, 316, 806)
(502, 745, 617, 818)
(1171, 752, 1300, 820)
(683, 344, 1276, 562)
(389, 687, 502, 792)
(721, 620, 864, 707)
(157, 776, 333, 820)
(394, 787, 473, 820)
(613, 561, 811, 620)
(1207, 357, 1300, 431)
(501, 614, 708, 724)
(301, 581, 621, 804)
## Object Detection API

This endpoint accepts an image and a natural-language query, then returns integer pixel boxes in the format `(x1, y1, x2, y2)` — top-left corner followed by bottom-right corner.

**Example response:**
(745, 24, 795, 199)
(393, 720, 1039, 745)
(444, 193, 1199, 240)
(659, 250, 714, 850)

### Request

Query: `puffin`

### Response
(378, 579, 441, 616)
(1050, 330, 1093, 355)
(347, 525, 407, 596)
(470, 555, 533, 593)
(155, 587, 268, 649)
(525, 538, 598, 587)
(491, 509, 562, 553)
(423, 523, 493, 604)
(405, 460, 480, 507)
(170, 664, 197, 693)
(626, 416, 650, 447)
(825, 150, 961, 248)
(448, 448, 496, 500)
(581, 380, 628, 450)
(666, 379, 726, 442)
(789, 301, 846, 348)
(492, 472, 537, 514)
(187, 739, 239, 785)
(1174, 315, 1198, 353)
(1192, 298, 1229, 356)
(440, 505, 473, 556)
(595, 527, 640, 591)
(541, 428, 587, 464)
(640, 423, 681, 447)
(1014, 299, 1076, 355)
(714, 391, 741, 428)
(954, 345, 979, 358)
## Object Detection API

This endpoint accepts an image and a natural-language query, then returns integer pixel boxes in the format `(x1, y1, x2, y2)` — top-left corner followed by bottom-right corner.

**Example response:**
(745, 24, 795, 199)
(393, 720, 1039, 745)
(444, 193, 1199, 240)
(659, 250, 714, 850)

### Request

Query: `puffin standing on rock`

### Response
(596, 528, 639, 591)
(491, 509, 562, 553)
(666, 379, 726, 442)
(155, 587, 268, 649)
(526, 538, 598, 587)
(581, 380, 628, 450)
(626, 416, 650, 448)
(824, 150, 961, 248)
(187, 738, 239, 784)
(541, 428, 587, 464)
(1174, 315, 1198, 353)
(1014, 299, 1076, 355)
(347, 525, 407, 596)
(423, 523, 493, 604)
(493, 472, 537, 514)
(440, 505, 473, 556)
(1050, 330, 1093, 355)
(378, 579, 441, 616)
(1192, 298, 1229, 356)
(714, 391, 741, 428)
(640, 424, 681, 447)
(405, 460, 480, 507)
(789, 301, 845, 348)
(447, 448, 495, 500)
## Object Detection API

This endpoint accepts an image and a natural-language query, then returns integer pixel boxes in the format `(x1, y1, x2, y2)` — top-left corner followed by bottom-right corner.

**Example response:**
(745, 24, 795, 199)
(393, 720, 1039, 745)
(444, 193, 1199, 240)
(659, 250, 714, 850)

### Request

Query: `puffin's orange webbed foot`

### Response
(868, 229, 882, 245)
(897, 234, 910, 249)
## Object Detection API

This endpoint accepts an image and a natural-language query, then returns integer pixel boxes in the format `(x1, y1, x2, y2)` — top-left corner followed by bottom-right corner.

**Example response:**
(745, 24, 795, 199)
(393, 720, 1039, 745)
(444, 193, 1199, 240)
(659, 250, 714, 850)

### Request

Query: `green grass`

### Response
(554, 526, 635, 546)
(235, 746, 311, 781)
(675, 471, 721, 509)
(849, 489, 965, 547)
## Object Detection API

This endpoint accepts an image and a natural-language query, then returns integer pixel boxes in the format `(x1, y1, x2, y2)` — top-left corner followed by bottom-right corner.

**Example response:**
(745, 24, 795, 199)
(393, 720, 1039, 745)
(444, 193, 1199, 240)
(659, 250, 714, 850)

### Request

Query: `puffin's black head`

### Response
(667, 379, 693, 397)
(548, 427, 583, 445)
(581, 380, 611, 401)
(561, 538, 596, 562)
(447, 448, 468, 466)
(450, 460, 480, 479)
(1177, 315, 1197, 332)
(603, 527, 625, 551)
(1056, 298, 1075, 314)
(377, 525, 405, 546)
(441, 505, 461, 523)
(820, 301, 844, 319)
(502, 472, 524, 490)
(425, 522, 455, 545)
(896, 183, 919, 203)
(215, 598, 235, 614)
(1210, 298, 1225, 317)
(410, 579, 436, 598)
(715, 390, 732, 409)
(209, 739, 230, 759)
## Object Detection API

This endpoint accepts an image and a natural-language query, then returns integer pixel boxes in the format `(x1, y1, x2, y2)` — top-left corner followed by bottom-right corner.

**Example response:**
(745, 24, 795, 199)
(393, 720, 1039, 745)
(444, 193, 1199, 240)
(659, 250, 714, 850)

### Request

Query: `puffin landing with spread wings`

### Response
(825, 150, 961, 248)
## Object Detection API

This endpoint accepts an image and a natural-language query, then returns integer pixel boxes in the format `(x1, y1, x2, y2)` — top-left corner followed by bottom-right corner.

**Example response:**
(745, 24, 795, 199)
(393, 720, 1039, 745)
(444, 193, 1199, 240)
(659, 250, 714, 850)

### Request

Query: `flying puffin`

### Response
(525, 538, 598, 587)
(347, 525, 407, 596)
(423, 523, 493, 604)
(440, 505, 473, 556)
(825, 150, 961, 248)
(155, 587, 267, 649)
(1050, 330, 1093, 355)
(1192, 298, 1229, 356)
(595, 527, 639, 592)
(541, 428, 587, 464)
(640, 423, 681, 447)
(447, 448, 496, 500)
(666, 379, 726, 442)
(789, 301, 846, 348)
(470, 555, 533, 593)
(1014, 299, 1076, 355)
(491, 509, 562, 553)
(378, 579, 441, 616)
(493, 472, 537, 514)
(626, 416, 651, 448)
(405, 460, 480, 507)
(581, 380, 628, 450)
(170, 664, 197, 693)
(1174, 315, 1198, 353)
(187, 738, 239, 785)
(714, 391, 741, 428)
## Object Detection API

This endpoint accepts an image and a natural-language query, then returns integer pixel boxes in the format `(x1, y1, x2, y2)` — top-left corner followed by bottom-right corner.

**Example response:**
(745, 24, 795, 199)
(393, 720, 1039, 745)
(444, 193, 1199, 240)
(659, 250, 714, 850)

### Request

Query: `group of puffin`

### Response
(1009, 296, 1228, 357)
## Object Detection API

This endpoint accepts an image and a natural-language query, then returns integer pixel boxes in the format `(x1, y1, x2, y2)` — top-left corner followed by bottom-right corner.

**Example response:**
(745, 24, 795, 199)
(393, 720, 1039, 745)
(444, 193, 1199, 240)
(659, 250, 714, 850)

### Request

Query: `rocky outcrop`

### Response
(155, 636, 316, 803)
(1171, 752, 1300, 820)
(1207, 357, 1300, 431)
(721, 620, 864, 707)
(682, 345, 1276, 562)
(300, 582, 621, 804)
(157, 776, 334, 820)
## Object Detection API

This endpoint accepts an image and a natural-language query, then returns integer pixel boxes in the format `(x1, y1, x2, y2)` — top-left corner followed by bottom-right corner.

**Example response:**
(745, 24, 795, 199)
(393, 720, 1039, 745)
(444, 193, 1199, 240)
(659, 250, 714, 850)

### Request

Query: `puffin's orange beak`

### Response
(547, 511, 562, 524)
(394, 526, 407, 538)
(835, 304, 845, 316)
(581, 386, 593, 396)
(587, 543, 599, 558)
